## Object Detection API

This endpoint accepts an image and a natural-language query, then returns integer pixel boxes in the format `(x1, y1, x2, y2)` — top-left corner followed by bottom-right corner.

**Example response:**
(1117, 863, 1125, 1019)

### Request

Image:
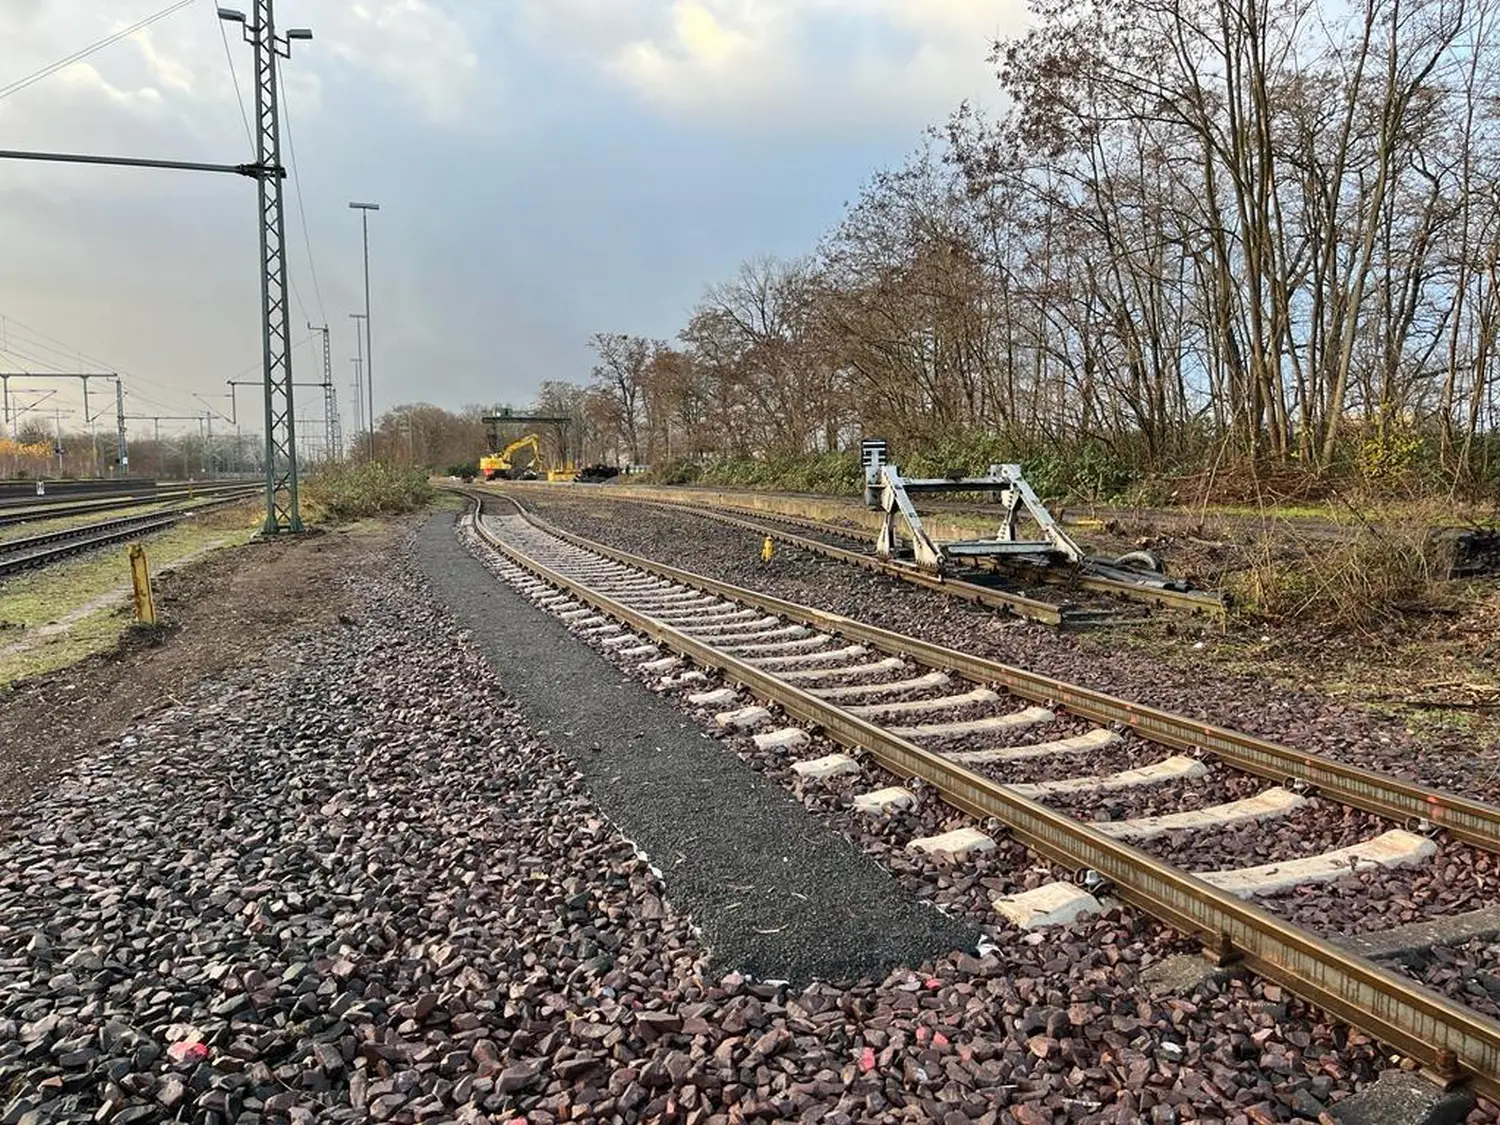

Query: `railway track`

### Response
(504, 486, 1227, 626)
(0, 490, 255, 578)
(463, 490, 1500, 1103)
(0, 482, 256, 528)
(672, 496, 1230, 616)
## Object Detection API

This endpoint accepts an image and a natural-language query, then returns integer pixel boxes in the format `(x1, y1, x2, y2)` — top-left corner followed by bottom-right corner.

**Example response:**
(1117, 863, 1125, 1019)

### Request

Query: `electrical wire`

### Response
(278, 58, 329, 326)
(0, 324, 75, 371)
(0, 313, 181, 400)
(0, 351, 194, 420)
(216, 1, 255, 151)
(0, 316, 258, 420)
(0, 0, 198, 101)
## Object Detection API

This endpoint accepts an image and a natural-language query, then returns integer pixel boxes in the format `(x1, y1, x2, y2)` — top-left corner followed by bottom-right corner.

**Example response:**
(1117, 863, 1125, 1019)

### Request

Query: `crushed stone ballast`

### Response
(460, 494, 1500, 1102)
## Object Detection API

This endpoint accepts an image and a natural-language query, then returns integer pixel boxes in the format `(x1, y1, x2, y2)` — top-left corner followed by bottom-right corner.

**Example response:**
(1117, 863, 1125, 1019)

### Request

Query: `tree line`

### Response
(18, 0, 1500, 499)
(563, 0, 1500, 496)
(111, 0, 1500, 496)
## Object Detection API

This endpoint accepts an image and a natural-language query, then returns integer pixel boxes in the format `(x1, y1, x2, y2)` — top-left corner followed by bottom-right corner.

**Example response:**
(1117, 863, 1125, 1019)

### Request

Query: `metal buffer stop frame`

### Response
(860, 438, 1186, 593)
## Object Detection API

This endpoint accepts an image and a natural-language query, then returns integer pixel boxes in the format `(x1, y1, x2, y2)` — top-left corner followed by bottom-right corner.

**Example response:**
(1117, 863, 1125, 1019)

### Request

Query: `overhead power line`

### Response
(216, 6, 255, 149)
(279, 64, 327, 325)
(0, 0, 198, 101)
(0, 313, 295, 418)
(0, 312, 182, 402)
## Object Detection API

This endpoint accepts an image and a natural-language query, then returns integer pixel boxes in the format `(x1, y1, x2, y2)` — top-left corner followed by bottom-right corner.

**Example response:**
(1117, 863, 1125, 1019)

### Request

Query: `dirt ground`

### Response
(0, 518, 406, 830)
(1097, 584, 1500, 755)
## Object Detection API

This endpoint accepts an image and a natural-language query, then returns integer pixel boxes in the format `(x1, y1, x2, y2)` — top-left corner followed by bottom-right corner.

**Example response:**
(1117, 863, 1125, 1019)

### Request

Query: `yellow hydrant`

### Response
(760, 536, 774, 564)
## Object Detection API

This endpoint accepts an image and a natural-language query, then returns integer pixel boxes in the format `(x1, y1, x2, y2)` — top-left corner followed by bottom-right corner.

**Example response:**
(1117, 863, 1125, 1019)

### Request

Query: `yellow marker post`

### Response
(128, 543, 157, 626)
(761, 536, 774, 564)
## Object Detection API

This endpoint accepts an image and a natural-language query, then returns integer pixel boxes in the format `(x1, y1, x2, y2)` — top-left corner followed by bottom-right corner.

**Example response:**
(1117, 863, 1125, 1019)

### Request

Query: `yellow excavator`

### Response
(479, 434, 579, 482)
(480, 434, 542, 480)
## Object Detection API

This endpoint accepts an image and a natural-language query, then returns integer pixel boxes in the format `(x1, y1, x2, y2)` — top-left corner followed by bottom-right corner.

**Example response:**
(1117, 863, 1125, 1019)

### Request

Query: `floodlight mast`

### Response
(348, 201, 379, 461)
(220, 0, 312, 532)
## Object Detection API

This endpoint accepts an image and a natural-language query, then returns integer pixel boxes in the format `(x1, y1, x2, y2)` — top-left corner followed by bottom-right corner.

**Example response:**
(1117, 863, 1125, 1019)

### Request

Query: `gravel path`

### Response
(0, 521, 377, 823)
(0, 514, 1482, 1123)
(412, 515, 977, 983)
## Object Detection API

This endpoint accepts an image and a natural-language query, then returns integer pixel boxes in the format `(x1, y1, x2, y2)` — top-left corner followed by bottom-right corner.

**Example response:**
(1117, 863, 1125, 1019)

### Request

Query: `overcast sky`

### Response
(0, 0, 1022, 438)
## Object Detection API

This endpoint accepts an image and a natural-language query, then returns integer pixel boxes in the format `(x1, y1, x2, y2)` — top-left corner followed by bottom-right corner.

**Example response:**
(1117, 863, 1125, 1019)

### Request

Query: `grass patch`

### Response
(1089, 576, 1500, 760)
(303, 463, 433, 523)
(1196, 502, 1355, 522)
(0, 503, 259, 685)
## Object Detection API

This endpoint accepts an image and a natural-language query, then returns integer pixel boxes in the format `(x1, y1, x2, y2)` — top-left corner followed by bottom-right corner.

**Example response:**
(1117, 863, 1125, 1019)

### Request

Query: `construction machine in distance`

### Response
(478, 434, 579, 482)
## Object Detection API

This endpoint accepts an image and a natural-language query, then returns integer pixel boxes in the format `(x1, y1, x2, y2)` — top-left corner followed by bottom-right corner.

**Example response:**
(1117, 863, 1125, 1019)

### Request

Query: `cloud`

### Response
(0, 0, 484, 137)
(127, 26, 197, 97)
(670, 2, 747, 65)
(54, 61, 166, 111)
(513, 0, 1026, 131)
(608, 3, 786, 102)
(322, 1, 480, 123)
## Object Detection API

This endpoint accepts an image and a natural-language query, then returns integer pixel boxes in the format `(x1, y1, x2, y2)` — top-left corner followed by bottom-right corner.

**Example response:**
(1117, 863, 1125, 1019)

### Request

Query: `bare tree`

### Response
(587, 333, 664, 464)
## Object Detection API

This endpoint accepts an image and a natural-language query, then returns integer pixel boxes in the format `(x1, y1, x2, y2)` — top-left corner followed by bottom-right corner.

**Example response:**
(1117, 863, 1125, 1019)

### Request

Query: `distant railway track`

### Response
(743, 500, 1233, 616)
(624, 483, 1500, 579)
(465, 488, 1500, 1102)
(0, 489, 256, 578)
(0, 482, 256, 528)
(0, 477, 156, 507)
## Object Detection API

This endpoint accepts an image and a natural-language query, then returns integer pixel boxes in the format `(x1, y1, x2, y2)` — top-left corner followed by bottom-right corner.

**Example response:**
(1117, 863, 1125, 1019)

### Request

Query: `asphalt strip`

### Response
(413, 511, 978, 985)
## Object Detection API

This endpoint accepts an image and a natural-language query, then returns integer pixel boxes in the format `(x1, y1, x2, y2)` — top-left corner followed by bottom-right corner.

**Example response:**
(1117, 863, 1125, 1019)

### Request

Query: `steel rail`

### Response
(685, 497, 1228, 616)
(0, 492, 252, 577)
(974, 551, 1229, 615)
(0, 480, 258, 525)
(683, 503, 1077, 626)
(555, 487, 1225, 619)
(676, 490, 1231, 616)
(532, 490, 1071, 627)
(492, 492, 1500, 854)
(0, 485, 259, 528)
(0, 515, 180, 576)
(468, 496, 1500, 1098)
(0, 510, 183, 554)
(0, 479, 155, 504)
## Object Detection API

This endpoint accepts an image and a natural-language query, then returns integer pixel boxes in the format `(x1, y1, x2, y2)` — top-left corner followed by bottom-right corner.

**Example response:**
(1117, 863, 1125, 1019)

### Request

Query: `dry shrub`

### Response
(303, 463, 432, 523)
(1168, 457, 1337, 508)
(1228, 501, 1456, 629)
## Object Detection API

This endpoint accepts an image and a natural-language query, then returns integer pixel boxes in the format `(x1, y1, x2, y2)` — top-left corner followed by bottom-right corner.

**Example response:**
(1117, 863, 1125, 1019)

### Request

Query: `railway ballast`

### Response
(461, 490, 1500, 1110)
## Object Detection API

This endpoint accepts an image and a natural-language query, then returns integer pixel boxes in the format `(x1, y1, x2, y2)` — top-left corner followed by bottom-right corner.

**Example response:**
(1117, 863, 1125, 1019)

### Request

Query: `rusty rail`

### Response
(534, 485, 1227, 618)
(497, 494, 1500, 854)
(468, 494, 1500, 1098)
